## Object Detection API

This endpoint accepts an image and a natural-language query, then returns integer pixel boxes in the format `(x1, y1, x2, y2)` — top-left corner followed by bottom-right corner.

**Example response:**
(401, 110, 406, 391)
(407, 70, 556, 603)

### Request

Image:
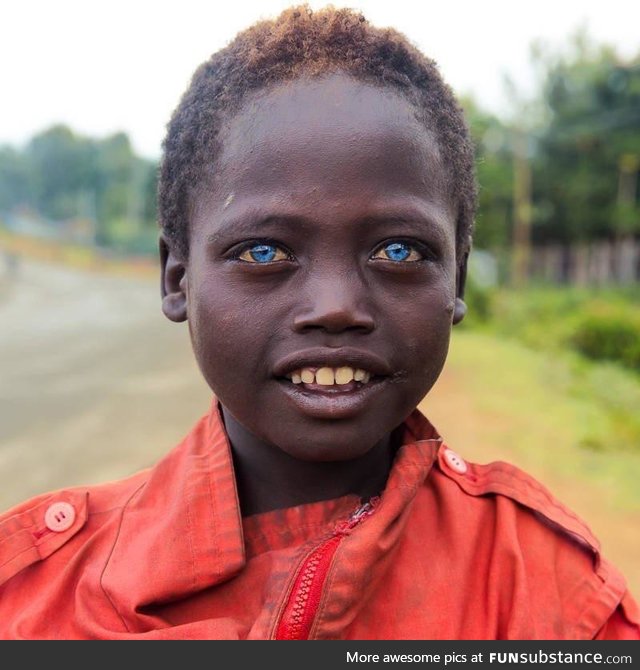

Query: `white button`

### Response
(44, 502, 76, 532)
(443, 448, 468, 474)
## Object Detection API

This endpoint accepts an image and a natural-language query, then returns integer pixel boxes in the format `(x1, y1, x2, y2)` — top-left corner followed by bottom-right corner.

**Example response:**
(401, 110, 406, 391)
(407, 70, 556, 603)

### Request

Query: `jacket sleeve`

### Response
(594, 591, 640, 639)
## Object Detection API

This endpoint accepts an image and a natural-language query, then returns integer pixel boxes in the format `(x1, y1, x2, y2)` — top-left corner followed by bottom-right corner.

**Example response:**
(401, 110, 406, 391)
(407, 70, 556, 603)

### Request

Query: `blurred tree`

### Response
(0, 146, 31, 211)
(532, 32, 640, 244)
(26, 125, 98, 221)
(462, 96, 514, 253)
(0, 125, 159, 254)
(141, 161, 158, 226)
(96, 132, 134, 233)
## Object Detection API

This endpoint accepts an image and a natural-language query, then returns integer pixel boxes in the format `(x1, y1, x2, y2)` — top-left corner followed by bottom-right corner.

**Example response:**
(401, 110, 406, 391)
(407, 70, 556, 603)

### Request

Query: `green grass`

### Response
(443, 329, 640, 513)
(463, 283, 640, 371)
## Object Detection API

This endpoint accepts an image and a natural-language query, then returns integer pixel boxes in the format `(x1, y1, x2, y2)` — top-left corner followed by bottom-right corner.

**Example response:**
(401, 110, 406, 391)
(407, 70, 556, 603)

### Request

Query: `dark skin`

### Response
(161, 73, 467, 516)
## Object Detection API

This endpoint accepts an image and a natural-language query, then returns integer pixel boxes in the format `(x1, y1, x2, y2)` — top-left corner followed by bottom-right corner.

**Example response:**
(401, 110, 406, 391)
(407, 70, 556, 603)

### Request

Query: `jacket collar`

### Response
(100, 400, 442, 625)
(101, 401, 245, 620)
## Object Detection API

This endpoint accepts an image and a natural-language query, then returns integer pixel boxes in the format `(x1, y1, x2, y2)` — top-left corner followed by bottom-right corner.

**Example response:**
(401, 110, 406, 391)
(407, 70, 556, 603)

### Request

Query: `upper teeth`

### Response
(289, 366, 371, 385)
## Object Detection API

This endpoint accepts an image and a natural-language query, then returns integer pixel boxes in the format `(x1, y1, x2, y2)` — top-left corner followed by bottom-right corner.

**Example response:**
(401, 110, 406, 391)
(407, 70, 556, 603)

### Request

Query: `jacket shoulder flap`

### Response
(0, 489, 89, 586)
(436, 444, 603, 549)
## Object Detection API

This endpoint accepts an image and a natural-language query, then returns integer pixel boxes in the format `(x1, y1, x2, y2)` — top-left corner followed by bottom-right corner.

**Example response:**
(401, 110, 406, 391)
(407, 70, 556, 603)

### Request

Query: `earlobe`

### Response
(452, 297, 467, 325)
(159, 235, 188, 323)
(452, 249, 469, 326)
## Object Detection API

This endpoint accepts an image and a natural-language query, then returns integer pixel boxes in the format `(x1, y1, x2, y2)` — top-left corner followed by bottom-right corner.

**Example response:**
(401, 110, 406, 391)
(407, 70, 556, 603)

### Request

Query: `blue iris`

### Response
(384, 242, 411, 261)
(248, 244, 277, 263)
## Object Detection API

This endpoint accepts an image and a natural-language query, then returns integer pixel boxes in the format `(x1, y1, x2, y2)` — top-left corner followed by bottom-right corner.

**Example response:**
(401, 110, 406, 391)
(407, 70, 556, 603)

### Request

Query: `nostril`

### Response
(292, 311, 375, 334)
(292, 280, 375, 334)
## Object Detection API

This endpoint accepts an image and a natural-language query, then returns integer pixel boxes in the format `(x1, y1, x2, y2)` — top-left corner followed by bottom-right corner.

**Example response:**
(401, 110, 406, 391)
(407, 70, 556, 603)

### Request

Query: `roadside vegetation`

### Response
(461, 280, 640, 459)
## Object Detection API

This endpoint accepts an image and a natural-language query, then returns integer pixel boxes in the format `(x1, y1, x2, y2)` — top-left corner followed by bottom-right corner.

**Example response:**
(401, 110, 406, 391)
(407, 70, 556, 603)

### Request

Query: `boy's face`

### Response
(162, 73, 465, 462)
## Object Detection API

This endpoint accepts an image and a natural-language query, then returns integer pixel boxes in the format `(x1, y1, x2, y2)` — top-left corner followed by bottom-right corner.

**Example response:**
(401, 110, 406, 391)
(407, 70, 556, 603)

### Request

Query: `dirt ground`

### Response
(1, 256, 638, 597)
(0, 257, 211, 509)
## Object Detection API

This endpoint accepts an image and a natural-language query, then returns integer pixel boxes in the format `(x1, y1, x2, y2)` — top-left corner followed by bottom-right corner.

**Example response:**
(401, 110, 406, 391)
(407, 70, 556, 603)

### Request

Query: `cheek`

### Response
(187, 274, 288, 390)
(389, 283, 455, 374)
(392, 277, 455, 330)
(187, 278, 251, 384)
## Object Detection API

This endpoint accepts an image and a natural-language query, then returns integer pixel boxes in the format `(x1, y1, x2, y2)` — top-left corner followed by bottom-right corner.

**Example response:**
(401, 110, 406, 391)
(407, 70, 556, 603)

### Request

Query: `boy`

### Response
(0, 5, 638, 639)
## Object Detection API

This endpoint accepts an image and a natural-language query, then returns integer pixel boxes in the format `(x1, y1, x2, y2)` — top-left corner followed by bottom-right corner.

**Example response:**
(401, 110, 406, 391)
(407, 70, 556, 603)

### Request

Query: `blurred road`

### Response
(0, 257, 210, 510)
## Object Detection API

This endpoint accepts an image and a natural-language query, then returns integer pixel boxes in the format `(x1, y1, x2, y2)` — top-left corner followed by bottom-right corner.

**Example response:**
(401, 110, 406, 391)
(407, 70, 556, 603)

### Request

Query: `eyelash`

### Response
(230, 238, 430, 264)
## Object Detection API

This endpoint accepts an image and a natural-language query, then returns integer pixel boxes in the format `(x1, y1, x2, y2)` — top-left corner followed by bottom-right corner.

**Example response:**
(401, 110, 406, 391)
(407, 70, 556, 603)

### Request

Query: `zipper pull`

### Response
(335, 496, 379, 535)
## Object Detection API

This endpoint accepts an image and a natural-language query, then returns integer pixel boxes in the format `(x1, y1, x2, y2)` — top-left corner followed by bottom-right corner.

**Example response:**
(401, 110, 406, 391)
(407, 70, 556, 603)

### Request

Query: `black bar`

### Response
(3, 640, 637, 670)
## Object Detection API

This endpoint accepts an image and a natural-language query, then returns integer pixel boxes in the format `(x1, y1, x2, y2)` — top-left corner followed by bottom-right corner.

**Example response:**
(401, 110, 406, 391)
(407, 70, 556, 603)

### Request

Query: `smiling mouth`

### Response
(274, 351, 390, 417)
(277, 365, 385, 419)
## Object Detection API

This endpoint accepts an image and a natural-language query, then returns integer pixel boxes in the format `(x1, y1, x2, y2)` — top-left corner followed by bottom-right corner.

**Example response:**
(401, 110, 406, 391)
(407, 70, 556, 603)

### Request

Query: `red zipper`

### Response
(274, 499, 377, 640)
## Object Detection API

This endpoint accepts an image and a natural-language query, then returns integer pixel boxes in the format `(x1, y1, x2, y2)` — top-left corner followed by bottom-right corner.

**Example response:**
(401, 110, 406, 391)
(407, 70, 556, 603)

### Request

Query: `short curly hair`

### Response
(158, 4, 477, 261)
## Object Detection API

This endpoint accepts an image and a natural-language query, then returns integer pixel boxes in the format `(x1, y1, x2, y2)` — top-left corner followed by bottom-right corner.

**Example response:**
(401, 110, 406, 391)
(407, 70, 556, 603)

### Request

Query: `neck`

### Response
(220, 405, 399, 517)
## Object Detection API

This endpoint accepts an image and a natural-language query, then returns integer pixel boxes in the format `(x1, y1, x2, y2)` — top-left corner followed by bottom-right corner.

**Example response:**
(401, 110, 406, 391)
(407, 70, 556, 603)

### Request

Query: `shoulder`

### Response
(426, 441, 639, 638)
(0, 409, 215, 591)
(0, 468, 149, 588)
(434, 444, 599, 550)
(404, 410, 607, 553)
(403, 407, 638, 637)
(0, 408, 218, 599)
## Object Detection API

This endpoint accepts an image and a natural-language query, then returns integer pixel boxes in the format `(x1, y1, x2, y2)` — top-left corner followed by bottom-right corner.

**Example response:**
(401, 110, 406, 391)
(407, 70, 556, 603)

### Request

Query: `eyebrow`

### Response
(206, 198, 452, 244)
(207, 213, 312, 244)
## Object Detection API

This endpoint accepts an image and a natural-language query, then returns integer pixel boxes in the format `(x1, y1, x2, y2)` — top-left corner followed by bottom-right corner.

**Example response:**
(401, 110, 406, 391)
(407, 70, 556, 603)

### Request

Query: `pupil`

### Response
(250, 245, 276, 262)
(386, 243, 410, 261)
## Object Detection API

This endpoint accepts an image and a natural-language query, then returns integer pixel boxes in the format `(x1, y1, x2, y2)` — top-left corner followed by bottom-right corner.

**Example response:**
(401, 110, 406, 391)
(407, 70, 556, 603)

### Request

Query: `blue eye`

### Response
(238, 243, 289, 263)
(372, 241, 422, 262)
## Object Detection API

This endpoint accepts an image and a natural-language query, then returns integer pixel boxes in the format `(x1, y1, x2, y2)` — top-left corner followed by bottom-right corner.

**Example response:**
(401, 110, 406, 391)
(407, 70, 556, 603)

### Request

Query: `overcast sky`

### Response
(2, 0, 639, 159)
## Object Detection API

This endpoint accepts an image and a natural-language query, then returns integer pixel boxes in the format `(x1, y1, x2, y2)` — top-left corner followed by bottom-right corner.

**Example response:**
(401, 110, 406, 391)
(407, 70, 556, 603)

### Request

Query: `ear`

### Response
(452, 251, 469, 326)
(159, 235, 187, 322)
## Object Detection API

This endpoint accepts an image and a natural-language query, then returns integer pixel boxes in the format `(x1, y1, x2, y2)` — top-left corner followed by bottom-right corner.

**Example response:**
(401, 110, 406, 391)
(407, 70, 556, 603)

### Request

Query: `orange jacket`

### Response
(0, 402, 638, 639)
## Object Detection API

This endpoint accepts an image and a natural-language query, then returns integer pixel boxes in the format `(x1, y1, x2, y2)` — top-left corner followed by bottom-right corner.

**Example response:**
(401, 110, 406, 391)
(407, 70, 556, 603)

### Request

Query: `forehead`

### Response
(228, 73, 439, 176)
(191, 74, 454, 239)
(222, 73, 426, 143)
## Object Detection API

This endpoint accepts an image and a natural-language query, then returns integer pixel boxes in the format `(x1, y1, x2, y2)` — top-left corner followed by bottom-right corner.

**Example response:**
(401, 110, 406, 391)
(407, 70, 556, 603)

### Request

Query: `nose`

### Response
(292, 270, 375, 334)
